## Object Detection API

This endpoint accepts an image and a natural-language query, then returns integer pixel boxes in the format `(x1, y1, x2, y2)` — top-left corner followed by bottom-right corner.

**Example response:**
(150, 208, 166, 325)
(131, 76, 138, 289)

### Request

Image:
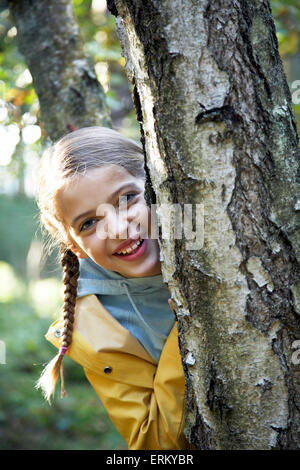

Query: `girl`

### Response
(35, 126, 191, 450)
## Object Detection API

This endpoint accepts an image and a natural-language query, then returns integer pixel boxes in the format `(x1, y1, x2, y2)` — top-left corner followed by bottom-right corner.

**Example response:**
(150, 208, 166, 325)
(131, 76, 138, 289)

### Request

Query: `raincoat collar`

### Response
(77, 257, 166, 297)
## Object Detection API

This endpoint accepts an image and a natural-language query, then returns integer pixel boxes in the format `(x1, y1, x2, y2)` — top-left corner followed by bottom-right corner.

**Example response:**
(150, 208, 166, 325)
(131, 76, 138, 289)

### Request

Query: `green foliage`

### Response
(0, 1, 139, 186)
(0, 195, 39, 277)
(271, 0, 300, 56)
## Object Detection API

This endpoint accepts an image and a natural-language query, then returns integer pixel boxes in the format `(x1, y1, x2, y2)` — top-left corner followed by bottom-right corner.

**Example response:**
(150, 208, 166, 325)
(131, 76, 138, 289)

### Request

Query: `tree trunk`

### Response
(9, 0, 111, 141)
(108, 0, 300, 449)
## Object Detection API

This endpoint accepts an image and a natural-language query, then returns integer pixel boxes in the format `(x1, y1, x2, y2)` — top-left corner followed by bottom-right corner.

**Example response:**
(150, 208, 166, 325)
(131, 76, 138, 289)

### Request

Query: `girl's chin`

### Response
(115, 262, 161, 278)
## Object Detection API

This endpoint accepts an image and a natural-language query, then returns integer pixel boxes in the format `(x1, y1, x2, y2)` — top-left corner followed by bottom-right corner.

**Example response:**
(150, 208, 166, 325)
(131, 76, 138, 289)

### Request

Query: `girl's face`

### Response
(57, 165, 161, 278)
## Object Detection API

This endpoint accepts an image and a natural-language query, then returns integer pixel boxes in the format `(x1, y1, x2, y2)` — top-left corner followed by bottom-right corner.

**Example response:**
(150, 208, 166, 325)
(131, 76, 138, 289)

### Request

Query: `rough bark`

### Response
(108, 0, 300, 449)
(9, 0, 111, 141)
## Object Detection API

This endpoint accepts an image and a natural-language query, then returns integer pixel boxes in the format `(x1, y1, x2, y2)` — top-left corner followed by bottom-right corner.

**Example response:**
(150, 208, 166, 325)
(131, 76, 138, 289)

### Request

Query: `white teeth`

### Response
(116, 239, 142, 255)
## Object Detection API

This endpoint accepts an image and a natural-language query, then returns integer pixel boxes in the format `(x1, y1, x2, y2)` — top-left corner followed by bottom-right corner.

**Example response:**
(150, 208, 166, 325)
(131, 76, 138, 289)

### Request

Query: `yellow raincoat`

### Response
(45, 294, 192, 450)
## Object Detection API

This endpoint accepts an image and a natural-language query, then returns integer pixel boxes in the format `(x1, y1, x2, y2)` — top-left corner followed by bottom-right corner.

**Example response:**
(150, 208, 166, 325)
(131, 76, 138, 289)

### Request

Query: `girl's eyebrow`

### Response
(71, 182, 141, 227)
(109, 182, 141, 203)
(71, 210, 94, 228)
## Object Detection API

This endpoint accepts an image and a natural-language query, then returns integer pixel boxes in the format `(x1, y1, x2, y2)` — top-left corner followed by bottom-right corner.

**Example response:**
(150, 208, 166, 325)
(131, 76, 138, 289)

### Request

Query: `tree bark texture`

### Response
(9, 0, 111, 141)
(108, 0, 300, 449)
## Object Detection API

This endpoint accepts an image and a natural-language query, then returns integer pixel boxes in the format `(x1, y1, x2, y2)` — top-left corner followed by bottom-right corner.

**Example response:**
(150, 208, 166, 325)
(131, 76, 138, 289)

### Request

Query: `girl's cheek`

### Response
(133, 204, 153, 238)
(78, 232, 105, 256)
(91, 231, 107, 249)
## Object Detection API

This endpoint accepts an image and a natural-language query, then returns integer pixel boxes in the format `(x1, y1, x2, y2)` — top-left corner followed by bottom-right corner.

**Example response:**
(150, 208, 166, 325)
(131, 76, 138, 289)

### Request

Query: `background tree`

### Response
(108, 0, 300, 449)
(8, 0, 111, 141)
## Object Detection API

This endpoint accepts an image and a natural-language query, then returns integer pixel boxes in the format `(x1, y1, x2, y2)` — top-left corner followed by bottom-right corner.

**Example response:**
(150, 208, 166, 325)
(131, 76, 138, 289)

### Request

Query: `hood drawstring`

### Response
(120, 281, 166, 340)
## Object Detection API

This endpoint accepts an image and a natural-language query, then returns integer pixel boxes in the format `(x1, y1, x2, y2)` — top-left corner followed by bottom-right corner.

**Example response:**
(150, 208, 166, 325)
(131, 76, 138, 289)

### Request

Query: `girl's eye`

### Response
(119, 193, 138, 206)
(125, 193, 137, 203)
(80, 218, 97, 232)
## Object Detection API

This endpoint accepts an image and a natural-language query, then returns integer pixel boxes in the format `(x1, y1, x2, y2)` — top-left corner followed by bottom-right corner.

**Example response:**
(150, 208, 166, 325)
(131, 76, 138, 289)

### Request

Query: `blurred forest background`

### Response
(0, 0, 299, 450)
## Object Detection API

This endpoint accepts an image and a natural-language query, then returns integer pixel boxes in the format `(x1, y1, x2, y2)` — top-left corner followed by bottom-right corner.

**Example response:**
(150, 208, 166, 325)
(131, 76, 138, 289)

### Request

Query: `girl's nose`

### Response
(114, 210, 129, 239)
(115, 204, 146, 240)
(96, 204, 128, 240)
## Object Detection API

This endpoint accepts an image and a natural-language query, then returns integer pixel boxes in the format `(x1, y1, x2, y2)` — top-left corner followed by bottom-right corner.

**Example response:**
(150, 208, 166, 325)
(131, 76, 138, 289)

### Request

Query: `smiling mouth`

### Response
(114, 238, 144, 256)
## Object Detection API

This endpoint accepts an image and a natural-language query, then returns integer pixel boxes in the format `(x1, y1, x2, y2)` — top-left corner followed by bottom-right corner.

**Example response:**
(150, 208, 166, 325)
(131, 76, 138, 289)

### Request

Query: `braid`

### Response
(35, 244, 79, 404)
(60, 245, 79, 350)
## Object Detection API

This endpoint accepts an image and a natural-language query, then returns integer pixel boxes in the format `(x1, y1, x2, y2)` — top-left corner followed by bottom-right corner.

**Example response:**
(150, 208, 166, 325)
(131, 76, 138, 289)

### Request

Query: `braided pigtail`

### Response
(35, 244, 79, 404)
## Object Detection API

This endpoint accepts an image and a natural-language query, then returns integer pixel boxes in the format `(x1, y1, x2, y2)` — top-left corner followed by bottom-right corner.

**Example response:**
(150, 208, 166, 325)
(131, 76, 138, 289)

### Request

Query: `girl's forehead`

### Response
(64, 164, 142, 189)
(56, 164, 145, 225)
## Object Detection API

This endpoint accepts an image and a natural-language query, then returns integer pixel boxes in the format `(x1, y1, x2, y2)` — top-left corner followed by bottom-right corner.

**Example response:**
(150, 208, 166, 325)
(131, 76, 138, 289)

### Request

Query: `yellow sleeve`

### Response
(83, 323, 191, 450)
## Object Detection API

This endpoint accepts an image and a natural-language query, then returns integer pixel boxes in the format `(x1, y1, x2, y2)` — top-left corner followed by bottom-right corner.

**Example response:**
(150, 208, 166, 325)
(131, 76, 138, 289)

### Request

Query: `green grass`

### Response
(0, 265, 127, 450)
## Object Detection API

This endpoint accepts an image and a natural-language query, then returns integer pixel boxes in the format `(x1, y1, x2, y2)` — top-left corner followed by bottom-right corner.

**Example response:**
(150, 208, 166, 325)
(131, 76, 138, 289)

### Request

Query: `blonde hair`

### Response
(35, 126, 145, 403)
